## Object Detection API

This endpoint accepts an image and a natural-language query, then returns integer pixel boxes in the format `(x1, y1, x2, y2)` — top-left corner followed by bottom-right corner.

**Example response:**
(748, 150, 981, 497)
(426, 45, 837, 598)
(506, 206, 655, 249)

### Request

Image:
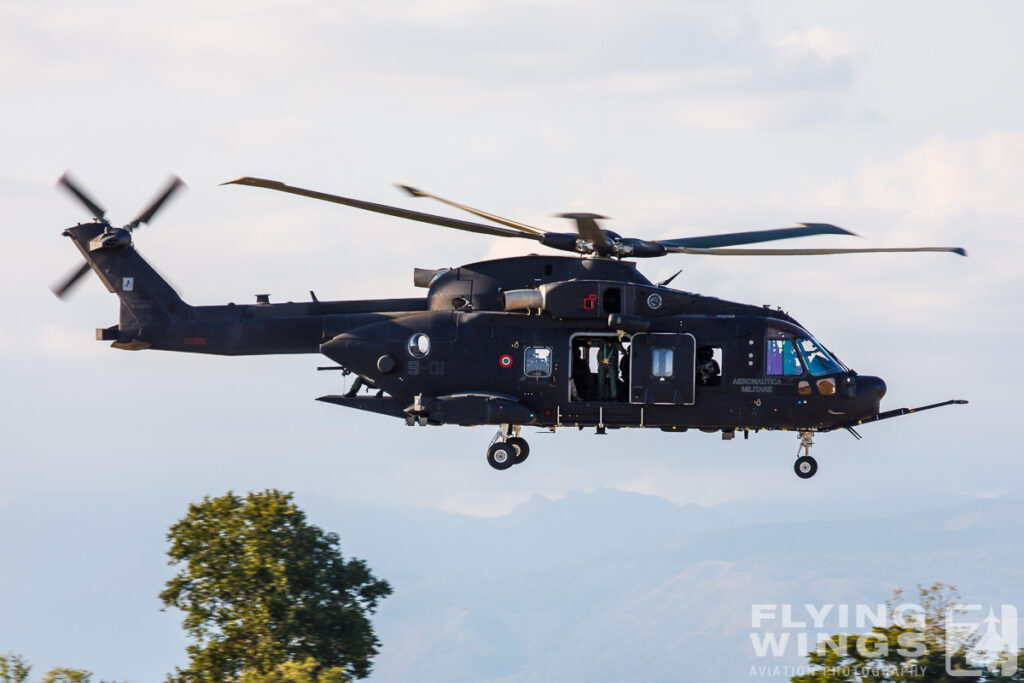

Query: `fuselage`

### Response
(318, 278, 886, 432)
(65, 218, 883, 435)
(315, 254, 883, 432)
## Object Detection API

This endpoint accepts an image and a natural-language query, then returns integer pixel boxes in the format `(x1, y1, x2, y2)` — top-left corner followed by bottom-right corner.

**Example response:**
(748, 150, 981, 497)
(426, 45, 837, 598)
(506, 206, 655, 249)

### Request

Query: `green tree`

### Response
(0, 655, 123, 683)
(0, 654, 31, 683)
(791, 584, 1023, 682)
(160, 490, 391, 683)
(240, 658, 349, 683)
(39, 670, 92, 683)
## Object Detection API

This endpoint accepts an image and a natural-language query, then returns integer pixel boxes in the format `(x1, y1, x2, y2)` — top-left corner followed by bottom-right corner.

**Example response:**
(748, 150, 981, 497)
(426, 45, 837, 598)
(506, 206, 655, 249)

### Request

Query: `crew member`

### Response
(597, 339, 620, 400)
(697, 346, 721, 386)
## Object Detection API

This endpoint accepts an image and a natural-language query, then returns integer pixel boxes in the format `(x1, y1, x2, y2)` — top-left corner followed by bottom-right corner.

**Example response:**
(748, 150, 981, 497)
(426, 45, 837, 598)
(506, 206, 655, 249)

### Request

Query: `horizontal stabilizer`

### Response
(317, 394, 406, 418)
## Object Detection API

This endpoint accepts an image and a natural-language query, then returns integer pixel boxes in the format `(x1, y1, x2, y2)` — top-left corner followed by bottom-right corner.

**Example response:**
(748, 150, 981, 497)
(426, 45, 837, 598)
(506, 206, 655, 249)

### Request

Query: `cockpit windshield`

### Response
(795, 338, 843, 376)
(766, 328, 844, 377)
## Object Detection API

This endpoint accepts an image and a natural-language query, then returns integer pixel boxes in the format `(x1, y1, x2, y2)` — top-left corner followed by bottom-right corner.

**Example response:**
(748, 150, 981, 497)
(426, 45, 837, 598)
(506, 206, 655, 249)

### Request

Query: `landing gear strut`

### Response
(794, 430, 818, 479)
(487, 424, 529, 470)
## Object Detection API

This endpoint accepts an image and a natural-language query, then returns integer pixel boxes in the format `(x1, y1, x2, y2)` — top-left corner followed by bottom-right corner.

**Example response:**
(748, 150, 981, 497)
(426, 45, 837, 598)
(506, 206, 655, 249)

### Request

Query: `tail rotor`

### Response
(53, 172, 185, 299)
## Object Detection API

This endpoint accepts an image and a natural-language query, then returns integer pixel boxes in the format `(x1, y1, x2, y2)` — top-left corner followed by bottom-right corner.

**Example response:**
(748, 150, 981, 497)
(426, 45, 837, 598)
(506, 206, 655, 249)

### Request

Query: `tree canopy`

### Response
(160, 490, 392, 682)
(0, 654, 30, 683)
(240, 658, 349, 683)
(0, 653, 115, 683)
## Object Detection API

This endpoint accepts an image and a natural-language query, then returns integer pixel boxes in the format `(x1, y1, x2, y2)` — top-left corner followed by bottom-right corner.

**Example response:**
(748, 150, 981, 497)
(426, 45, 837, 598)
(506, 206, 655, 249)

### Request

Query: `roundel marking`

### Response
(499, 354, 513, 368)
(647, 293, 663, 310)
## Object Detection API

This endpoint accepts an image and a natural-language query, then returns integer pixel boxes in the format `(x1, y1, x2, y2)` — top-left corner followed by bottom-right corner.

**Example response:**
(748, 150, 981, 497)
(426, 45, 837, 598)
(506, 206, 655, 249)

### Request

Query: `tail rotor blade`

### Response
(51, 261, 92, 299)
(126, 176, 185, 230)
(57, 172, 106, 221)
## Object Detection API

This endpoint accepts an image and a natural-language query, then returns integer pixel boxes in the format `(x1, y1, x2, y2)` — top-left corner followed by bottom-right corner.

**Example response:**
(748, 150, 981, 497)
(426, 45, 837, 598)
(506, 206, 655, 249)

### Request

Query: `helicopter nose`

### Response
(858, 375, 887, 403)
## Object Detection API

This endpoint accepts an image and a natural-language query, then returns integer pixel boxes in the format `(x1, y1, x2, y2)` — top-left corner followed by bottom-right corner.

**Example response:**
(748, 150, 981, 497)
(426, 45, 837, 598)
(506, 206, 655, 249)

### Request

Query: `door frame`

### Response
(629, 332, 697, 406)
(567, 331, 632, 403)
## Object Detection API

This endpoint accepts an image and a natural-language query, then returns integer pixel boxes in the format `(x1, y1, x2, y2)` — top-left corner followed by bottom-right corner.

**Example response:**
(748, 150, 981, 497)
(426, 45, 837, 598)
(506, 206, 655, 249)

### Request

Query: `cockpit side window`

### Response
(766, 339, 803, 376)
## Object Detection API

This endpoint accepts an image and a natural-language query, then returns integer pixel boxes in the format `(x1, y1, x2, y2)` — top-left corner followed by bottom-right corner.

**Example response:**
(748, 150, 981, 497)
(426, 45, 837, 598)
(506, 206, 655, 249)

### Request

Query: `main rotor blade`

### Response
(659, 223, 856, 249)
(397, 185, 547, 236)
(126, 175, 185, 230)
(57, 172, 106, 221)
(558, 212, 613, 254)
(223, 177, 543, 242)
(51, 261, 92, 299)
(663, 246, 968, 256)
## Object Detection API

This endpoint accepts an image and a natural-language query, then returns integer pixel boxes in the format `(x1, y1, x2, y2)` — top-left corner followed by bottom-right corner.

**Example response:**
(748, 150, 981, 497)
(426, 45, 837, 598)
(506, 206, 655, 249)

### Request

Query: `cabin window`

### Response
(651, 347, 674, 378)
(766, 339, 803, 376)
(697, 345, 722, 386)
(603, 287, 622, 314)
(524, 346, 553, 378)
(408, 332, 431, 358)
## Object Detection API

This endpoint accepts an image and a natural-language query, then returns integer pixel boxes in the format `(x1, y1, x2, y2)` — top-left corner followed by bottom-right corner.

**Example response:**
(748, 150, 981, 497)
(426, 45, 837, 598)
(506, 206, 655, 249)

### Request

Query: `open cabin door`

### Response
(629, 333, 696, 405)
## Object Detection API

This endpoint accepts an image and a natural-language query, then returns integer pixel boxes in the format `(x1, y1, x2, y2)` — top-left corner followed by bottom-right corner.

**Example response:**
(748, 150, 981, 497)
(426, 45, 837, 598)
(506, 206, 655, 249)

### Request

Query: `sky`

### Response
(4, 1, 1024, 679)
(2, 1, 1022, 538)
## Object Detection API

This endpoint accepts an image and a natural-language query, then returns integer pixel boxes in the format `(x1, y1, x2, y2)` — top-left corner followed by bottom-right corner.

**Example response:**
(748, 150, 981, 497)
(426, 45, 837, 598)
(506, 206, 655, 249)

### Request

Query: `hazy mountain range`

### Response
(2, 488, 1022, 682)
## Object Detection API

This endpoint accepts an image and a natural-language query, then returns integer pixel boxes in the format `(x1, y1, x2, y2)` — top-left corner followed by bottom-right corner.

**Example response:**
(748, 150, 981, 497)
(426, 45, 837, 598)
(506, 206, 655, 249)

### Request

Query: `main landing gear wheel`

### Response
(487, 442, 516, 470)
(793, 430, 818, 479)
(794, 455, 818, 479)
(507, 437, 530, 464)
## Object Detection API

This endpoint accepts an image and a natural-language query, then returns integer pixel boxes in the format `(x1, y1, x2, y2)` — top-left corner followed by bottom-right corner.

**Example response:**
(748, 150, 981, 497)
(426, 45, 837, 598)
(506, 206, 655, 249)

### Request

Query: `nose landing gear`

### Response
(794, 430, 818, 479)
(487, 424, 530, 470)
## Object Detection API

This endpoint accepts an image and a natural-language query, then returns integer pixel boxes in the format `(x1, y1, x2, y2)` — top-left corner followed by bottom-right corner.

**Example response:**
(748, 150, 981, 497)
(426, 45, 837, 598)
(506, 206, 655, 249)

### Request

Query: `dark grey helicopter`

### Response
(53, 173, 967, 477)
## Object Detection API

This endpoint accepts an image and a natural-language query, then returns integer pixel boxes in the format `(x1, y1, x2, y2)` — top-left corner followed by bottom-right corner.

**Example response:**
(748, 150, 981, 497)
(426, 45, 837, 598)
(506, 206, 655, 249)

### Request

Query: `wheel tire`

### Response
(507, 437, 530, 464)
(794, 455, 818, 479)
(487, 442, 516, 471)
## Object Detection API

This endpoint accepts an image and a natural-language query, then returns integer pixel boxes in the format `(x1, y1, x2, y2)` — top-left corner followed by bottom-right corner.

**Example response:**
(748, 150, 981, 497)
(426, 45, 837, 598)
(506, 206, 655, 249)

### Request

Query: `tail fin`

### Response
(62, 222, 190, 337)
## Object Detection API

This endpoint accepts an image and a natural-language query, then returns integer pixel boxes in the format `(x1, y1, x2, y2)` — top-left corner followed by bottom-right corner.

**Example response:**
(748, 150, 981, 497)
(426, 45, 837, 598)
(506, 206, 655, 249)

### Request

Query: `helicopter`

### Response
(53, 173, 968, 478)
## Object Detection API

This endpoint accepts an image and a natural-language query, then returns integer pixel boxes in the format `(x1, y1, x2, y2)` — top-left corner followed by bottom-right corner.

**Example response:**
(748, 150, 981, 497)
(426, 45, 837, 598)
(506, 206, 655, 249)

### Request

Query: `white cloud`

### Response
(2, 1, 869, 132)
(849, 132, 1024, 217)
(776, 26, 855, 62)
